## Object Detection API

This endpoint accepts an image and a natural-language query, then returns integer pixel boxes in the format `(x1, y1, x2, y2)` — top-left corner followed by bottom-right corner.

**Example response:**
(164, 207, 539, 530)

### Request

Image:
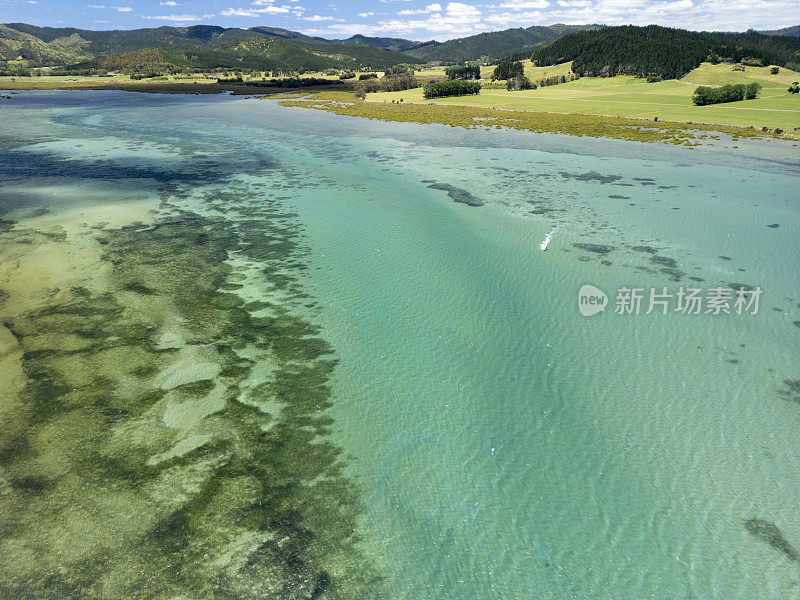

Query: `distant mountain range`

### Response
(0, 23, 424, 71)
(0, 22, 607, 72)
(2, 22, 799, 74)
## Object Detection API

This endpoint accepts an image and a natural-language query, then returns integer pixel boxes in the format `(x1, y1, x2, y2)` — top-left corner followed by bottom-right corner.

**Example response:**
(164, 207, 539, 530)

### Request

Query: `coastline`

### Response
(0, 78, 352, 95)
(2, 79, 797, 143)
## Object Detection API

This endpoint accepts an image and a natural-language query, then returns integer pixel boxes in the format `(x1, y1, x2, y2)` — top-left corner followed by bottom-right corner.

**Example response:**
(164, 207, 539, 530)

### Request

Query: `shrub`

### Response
(646, 72, 662, 83)
(423, 80, 481, 99)
(741, 57, 764, 67)
(788, 82, 799, 94)
(692, 83, 761, 105)
(771, 66, 780, 74)
(358, 73, 378, 80)
(339, 71, 356, 80)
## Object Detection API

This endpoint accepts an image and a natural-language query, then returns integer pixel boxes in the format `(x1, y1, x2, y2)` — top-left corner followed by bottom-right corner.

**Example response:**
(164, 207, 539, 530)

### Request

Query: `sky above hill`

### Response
(0, 0, 797, 40)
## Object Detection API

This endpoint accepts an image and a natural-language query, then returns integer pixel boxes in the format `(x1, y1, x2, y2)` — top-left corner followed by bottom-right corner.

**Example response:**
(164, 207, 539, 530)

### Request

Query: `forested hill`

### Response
(0, 23, 423, 71)
(405, 24, 602, 63)
(531, 25, 800, 79)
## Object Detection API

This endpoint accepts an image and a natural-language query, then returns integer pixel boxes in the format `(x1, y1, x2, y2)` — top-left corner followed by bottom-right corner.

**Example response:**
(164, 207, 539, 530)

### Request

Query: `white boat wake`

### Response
(540, 226, 558, 251)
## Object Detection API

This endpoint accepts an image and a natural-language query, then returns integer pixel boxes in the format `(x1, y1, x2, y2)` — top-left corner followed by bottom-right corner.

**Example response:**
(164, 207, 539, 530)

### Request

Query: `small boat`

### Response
(540, 227, 557, 251)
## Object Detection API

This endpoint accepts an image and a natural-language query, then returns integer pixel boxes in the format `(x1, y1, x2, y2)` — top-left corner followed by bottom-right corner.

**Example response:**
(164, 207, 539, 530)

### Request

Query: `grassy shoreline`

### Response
(0, 77, 351, 95)
(272, 91, 793, 145)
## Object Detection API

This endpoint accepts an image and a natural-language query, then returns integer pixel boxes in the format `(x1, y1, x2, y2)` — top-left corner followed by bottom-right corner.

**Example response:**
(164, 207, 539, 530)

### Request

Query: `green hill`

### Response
(0, 23, 423, 71)
(0, 24, 92, 65)
(405, 24, 602, 63)
(531, 25, 800, 79)
(157, 36, 420, 71)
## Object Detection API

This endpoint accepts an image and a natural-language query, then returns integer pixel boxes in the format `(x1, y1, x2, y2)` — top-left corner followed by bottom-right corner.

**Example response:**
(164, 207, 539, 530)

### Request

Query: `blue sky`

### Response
(1, 0, 797, 40)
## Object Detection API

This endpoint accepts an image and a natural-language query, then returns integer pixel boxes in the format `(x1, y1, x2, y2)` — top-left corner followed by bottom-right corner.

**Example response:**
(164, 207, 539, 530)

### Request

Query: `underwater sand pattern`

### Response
(0, 110, 382, 599)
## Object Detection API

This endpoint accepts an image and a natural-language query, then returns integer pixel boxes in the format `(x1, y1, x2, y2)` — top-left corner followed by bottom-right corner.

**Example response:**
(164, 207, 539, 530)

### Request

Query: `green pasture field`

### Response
(368, 62, 800, 133)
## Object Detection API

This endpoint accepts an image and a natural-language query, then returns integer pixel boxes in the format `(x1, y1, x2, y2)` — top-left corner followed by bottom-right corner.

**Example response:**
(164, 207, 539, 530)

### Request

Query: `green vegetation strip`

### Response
(276, 91, 763, 145)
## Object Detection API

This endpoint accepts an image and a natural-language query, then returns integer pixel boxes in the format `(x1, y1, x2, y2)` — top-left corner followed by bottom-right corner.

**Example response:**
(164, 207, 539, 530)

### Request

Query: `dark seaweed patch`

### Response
(427, 182, 484, 207)
(728, 282, 756, 292)
(779, 380, 800, 403)
(559, 171, 622, 184)
(745, 518, 800, 564)
(573, 243, 615, 254)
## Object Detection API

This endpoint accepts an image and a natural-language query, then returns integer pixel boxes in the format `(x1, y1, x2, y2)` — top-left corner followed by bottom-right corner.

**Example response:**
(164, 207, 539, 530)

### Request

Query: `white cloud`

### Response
(485, 10, 546, 24)
(399, 2, 444, 14)
(142, 13, 214, 21)
(303, 14, 344, 21)
(357, 11, 375, 17)
(86, 5, 132, 10)
(219, 4, 292, 16)
(160, 1, 178, 6)
(495, 0, 550, 8)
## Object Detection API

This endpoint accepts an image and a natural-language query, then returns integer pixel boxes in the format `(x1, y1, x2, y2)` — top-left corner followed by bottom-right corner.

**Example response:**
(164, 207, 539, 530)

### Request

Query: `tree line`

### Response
(423, 80, 481, 99)
(355, 72, 420, 97)
(531, 25, 800, 79)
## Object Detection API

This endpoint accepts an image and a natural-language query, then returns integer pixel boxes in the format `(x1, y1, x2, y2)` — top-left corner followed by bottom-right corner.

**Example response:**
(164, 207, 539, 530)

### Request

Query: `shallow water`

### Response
(1, 90, 799, 599)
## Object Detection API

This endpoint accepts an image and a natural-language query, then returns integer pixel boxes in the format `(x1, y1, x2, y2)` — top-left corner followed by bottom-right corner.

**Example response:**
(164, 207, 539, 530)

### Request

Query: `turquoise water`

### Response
(1, 91, 799, 599)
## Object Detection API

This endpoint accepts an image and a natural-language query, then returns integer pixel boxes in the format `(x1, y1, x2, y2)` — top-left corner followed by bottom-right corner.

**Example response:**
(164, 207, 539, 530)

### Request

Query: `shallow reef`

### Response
(0, 166, 382, 598)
